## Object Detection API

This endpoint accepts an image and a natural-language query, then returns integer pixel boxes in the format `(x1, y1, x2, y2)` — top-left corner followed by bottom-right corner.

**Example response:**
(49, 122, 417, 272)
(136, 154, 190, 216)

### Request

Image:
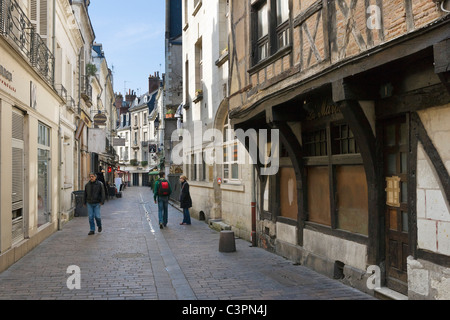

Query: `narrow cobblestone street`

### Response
(0, 187, 375, 302)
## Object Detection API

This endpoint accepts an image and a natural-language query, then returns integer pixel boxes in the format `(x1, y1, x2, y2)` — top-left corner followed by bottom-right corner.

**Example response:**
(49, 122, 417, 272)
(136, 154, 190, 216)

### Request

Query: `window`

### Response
(303, 122, 368, 236)
(38, 122, 51, 227)
(252, 0, 291, 64)
(223, 118, 240, 181)
(195, 40, 203, 95)
(256, 2, 269, 61)
(276, 0, 290, 49)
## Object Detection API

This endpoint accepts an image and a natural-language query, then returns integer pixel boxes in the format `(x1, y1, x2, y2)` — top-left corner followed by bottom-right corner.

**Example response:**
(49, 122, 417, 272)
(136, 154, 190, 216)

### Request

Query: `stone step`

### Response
(374, 287, 408, 300)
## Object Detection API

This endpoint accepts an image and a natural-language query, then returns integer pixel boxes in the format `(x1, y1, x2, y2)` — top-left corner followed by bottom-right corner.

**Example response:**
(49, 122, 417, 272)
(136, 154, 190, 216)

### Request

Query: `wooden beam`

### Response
(332, 78, 379, 102)
(434, 39, 450, 94)
(376, 82, 450, 118)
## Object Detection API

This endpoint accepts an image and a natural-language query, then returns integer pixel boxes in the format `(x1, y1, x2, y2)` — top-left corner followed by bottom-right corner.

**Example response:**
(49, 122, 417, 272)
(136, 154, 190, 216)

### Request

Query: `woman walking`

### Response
(179, 176, 192, 225)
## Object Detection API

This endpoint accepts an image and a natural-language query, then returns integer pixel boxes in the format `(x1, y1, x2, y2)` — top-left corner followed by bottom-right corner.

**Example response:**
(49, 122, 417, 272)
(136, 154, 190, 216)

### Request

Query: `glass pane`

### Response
(401, 181, 408, 203)
(277, 0, 289, 25)
(401, 153, 408, 174)
(387, 154, 397, 175)
(349, 138, 356, 154)
(321, 142, 327, 156)
(385, 124, 396, 146)
(402, 211, 409, 233)
(38, 149, 51, 227)
(400, 123, 407, 146)
(38, 123, 50, 147)
(258, 3, 268, 38)
(224, 164, 229, 179)
(232, 164, 239, 179)
(341, 125, 348, 139)
(342, 139, 348, 154)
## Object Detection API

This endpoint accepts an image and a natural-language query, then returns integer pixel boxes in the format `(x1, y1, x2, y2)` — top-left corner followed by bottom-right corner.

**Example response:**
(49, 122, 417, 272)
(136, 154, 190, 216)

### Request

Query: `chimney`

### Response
(149, 72, 160, 93)
(125, 90, 136, 103)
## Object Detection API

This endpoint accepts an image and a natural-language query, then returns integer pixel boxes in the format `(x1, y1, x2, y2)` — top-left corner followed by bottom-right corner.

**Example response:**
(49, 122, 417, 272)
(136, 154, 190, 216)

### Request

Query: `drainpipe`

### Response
(53, 0, 63, 230)
(251, 165, 257, 247)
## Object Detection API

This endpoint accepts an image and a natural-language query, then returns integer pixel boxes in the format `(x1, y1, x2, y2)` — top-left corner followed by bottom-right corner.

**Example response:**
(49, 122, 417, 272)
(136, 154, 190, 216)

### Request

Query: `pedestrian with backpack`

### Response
(154, 172, 172, 229)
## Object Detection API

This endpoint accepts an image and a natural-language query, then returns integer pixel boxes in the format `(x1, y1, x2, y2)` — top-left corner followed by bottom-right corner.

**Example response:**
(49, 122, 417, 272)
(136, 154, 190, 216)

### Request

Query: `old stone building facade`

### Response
(227, 0, 450, 299)
(0, 0, 116, 273)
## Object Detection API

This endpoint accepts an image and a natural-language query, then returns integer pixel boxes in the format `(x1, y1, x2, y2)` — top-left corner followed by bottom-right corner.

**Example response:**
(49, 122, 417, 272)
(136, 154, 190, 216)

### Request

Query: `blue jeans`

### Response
(182, 208, 191, 225)
(158, 196, 169, 226)
(87, 203, 102, 232)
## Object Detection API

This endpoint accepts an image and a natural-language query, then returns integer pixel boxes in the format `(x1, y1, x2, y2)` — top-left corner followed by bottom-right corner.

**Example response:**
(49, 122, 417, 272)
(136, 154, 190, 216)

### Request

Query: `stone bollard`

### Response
(219, 230, 236, 253)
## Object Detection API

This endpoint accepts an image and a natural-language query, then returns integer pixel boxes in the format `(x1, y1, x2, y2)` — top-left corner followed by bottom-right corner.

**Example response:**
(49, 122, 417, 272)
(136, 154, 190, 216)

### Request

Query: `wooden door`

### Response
(382, 116, 409, 295)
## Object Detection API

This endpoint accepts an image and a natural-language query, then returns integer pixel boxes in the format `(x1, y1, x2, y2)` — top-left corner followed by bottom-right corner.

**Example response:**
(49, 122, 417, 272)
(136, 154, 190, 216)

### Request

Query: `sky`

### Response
(88, 0, 166, 97)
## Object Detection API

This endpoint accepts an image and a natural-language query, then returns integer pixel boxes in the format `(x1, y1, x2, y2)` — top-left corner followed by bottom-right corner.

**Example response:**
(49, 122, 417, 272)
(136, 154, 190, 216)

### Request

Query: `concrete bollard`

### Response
(219, 230, 236, 253)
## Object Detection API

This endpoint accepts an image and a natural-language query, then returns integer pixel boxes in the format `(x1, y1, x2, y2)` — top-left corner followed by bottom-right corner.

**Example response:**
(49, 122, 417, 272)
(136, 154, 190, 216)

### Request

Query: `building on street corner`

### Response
(0, 0, 116, 273)
(226, 0, 450, 299)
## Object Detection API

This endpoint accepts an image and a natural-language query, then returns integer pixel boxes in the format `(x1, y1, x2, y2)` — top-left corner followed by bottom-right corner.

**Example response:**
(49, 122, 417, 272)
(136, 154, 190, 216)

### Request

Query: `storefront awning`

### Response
(149, 171, 160, 176)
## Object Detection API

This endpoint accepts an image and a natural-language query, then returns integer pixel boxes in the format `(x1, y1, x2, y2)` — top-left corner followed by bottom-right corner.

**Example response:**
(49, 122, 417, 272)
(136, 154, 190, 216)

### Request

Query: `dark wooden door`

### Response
(382, 116, 410, 295)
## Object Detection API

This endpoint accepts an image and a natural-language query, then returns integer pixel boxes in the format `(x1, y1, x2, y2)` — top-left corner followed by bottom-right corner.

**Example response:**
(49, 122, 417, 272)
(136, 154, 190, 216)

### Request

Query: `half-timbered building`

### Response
(228, 0, 450, 299)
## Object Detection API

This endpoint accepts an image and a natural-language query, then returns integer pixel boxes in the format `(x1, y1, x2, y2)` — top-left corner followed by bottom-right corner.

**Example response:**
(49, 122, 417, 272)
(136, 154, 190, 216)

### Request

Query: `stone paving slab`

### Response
(0, 187, 376, 302)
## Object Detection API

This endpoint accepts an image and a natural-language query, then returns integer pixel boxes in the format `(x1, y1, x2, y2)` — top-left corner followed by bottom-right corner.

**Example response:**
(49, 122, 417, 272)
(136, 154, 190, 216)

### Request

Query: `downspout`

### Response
(251, 165, 257, 247)
(78, 48, 82, 189)
(53, 0, 63, 231)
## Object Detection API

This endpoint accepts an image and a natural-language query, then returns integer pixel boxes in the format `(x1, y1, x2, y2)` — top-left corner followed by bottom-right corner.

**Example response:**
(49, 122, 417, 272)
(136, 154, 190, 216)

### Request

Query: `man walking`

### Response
(84, 173, 106, 235)
(154, 172, 172, 229)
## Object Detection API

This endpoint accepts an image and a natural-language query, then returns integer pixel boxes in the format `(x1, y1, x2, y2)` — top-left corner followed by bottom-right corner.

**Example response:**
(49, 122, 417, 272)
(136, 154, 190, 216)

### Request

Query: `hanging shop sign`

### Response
(94, 113, 107, 126)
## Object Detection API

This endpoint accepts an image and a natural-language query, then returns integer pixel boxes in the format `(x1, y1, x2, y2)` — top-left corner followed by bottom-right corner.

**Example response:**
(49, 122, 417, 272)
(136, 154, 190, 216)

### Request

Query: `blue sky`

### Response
(88, 0, 166, 97)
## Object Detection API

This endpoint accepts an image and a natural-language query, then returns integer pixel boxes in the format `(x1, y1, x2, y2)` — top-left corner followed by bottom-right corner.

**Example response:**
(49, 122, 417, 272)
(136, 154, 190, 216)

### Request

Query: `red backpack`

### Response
(158, 179, 170, 196)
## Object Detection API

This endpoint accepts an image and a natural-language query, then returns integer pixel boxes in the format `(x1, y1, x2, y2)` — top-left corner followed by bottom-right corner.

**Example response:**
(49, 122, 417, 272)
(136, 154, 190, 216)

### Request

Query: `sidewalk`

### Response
(0, 187, 375, 300)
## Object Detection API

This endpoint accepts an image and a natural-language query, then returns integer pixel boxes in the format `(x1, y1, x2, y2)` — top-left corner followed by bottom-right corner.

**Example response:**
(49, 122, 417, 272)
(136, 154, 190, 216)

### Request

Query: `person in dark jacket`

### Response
(84, 173, 106, 235)
(179, 176, 192, 225)
(154, 172, 172, 229)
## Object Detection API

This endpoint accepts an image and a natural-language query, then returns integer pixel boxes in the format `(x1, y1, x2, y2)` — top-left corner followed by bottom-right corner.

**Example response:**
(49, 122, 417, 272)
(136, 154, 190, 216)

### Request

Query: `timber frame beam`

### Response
(434, 39, 450, 94)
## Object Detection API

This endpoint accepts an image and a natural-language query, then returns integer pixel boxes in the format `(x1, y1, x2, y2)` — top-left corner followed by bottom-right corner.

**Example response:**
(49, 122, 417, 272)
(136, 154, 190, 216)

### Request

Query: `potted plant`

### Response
(166, 109, 175, 118)
(141, 161, 148, 167)
(130, 159, 139, 166)
(86, 63, 97, 77)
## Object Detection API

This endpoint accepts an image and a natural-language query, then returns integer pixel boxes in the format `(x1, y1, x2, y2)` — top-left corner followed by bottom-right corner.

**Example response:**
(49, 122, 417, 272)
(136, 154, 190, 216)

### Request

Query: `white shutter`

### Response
(30, 0, 38, 27)
(11, 110, 25, 244)
(39, 0, 48, 38)
(29, 0, 48, 38)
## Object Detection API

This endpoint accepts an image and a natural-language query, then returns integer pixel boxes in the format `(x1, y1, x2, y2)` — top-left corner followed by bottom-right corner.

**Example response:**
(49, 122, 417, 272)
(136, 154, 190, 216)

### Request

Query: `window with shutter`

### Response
(12, 110, 25, 244)
(29, 0, 48, 39)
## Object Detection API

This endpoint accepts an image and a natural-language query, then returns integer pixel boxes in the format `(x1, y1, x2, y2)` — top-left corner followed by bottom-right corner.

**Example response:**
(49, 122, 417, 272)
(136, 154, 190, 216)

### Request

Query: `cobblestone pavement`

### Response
(0, 187, 376, 301)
